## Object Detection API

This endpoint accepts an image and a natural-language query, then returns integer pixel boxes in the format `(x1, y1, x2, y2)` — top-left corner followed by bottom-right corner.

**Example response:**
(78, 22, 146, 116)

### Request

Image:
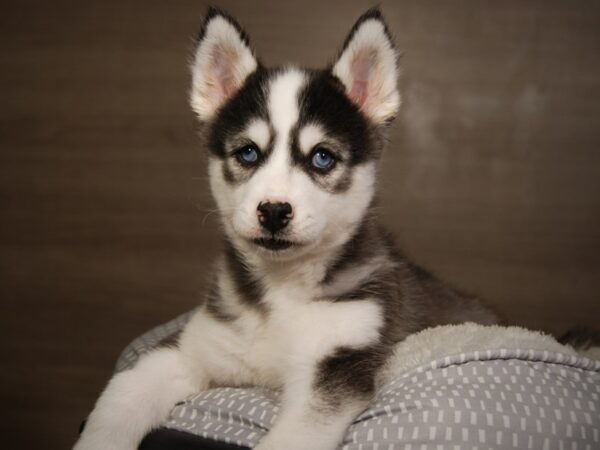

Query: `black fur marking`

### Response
(205, 282, 237, 322)
(322, 215, 376, 285)
(559, 327, 600, 350)
(285, 70, 381, 193)
(222, 164, 236, 184)
(208, 66, 382, 190)
(321, 216, 499, 348)
(343, 276, 394, 301)
(207, 68, 292, 186)
(331, 171, 353, 193)
(196, 7, 252, 48)
(208, 68, 271, 158)
(287, 123, 347, 193)
(224, 240, 267, 313)
(220, 123, 276, 185)
(314, 346, 383, 410)
(297, 71, 378, 166)
(157, 329, 183, 348)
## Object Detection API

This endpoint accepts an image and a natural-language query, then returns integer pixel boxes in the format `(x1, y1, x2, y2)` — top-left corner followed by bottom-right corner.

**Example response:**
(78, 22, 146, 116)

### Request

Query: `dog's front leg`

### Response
(73, 348, 203, 450)
(255, 348, 375, 450)
(254, 390, 367, 450)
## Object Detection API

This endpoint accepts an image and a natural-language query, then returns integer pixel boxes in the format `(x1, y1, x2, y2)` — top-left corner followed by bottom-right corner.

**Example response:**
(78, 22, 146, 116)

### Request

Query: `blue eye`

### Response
(311, 148, 336, 171)
(236, 144, 260, 165)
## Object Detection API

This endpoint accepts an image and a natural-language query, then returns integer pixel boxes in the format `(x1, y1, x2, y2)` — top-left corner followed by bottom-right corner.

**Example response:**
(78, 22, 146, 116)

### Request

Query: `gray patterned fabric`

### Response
(115, 311, 194, 372)
(117, 315, 600, 449)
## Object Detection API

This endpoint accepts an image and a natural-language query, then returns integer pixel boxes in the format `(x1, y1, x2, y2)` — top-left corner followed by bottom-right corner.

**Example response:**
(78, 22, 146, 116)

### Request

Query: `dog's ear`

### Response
(190, 8, 258, 121)
(331, 9, 400, 125)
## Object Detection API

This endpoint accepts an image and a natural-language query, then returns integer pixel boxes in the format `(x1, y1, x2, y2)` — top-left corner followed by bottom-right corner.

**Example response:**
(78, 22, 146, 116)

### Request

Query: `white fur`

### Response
(180, 281, 383, 385)
(268, 69, 306, 146)
(190, 15, 257, 120)
(75, 275, 383, 450)
(332, 18, 400, 124)
(73, 349, 198, 450)
(378, 322, 579, 386)
(245, 118, 271, 150)
(298, 122, 326, 155)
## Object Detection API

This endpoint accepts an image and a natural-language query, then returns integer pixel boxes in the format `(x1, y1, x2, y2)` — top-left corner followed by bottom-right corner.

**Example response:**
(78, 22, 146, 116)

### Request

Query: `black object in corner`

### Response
(139, 428, 250, 450)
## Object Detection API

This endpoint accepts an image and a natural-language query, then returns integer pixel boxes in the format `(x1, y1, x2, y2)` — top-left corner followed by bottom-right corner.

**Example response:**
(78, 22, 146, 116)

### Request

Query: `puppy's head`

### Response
(191, 8, 400, 260)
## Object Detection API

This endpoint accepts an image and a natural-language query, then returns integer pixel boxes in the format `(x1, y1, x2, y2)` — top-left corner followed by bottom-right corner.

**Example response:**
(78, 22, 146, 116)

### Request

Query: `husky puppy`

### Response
(74, 8, 497, 450)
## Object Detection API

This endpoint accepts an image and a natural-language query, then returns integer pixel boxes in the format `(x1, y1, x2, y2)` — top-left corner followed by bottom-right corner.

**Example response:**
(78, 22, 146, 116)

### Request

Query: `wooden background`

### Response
(1, 1, 599, 448)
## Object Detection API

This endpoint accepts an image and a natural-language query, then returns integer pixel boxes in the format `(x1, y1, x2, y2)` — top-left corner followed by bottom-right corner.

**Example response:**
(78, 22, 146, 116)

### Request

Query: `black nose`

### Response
(257, 202, 293, 234)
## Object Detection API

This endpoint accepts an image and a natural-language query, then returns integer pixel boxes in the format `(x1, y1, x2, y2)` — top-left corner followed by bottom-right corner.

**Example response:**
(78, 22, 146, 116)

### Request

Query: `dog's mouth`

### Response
(252, 237, 296, 251)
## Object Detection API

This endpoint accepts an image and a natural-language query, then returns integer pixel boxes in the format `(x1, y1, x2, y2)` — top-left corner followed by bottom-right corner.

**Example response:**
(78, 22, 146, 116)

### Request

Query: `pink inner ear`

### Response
(348, 48, 377, 109)
(209, 43, 240, 106)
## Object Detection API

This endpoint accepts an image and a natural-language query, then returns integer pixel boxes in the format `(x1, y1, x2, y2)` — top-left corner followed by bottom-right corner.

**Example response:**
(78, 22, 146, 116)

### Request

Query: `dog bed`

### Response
(113, 312, 600, 450)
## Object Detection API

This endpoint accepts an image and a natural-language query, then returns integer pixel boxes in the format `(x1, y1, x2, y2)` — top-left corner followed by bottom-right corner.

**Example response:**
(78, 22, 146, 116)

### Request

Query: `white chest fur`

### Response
(179, 279, 383, 389)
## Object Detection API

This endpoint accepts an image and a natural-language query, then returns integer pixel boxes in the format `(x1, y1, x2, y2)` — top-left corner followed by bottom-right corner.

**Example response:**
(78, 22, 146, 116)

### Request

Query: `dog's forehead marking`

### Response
(267, 69, 306, 152)
(256, 68, 308, 193)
